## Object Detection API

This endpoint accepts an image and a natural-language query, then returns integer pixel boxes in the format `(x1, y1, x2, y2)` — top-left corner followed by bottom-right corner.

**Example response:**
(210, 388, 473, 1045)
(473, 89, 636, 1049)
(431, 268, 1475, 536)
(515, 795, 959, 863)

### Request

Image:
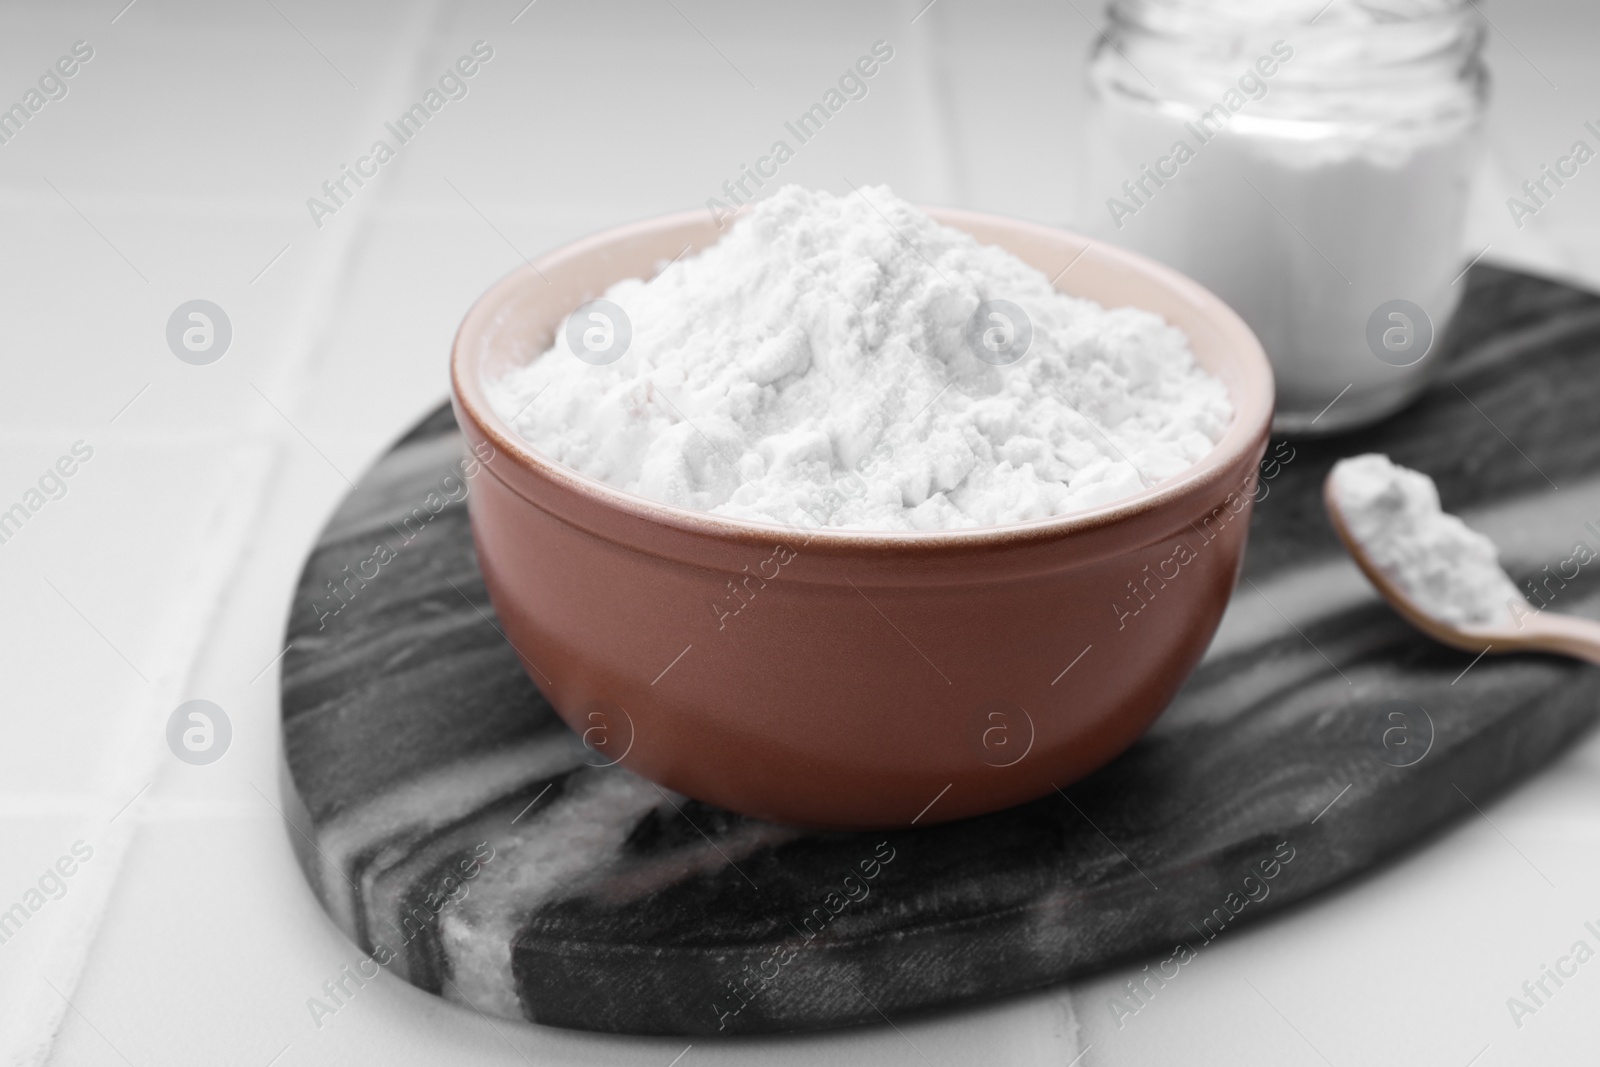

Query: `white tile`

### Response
(0, 0, 433, 201)
(0, 200, 333, 433)
(373, 3, 950, 220)
(923, 0, 1095, 224)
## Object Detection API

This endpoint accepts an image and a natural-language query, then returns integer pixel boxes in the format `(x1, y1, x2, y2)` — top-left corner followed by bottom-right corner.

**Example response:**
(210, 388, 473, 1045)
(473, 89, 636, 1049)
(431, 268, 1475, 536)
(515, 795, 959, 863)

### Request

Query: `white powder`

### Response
(488, 185, 1232, 531)
(1330, 453, 1524, 628)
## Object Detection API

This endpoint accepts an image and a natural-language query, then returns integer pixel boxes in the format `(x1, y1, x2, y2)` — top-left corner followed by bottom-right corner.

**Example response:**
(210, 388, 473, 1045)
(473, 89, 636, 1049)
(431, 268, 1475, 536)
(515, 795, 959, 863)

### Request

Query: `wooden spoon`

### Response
(1323, 476, 1600, 665)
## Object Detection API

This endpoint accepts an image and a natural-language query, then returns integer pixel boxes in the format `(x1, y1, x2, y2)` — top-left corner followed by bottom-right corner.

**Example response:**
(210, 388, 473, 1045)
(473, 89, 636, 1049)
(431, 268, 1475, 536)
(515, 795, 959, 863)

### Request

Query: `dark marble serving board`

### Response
(280, 264, 1600, 1036)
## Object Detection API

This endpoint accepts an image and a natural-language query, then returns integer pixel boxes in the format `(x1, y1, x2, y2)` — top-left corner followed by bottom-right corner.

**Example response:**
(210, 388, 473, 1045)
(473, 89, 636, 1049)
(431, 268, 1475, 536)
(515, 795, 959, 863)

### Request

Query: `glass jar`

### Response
(1084, 0, 1488, 434)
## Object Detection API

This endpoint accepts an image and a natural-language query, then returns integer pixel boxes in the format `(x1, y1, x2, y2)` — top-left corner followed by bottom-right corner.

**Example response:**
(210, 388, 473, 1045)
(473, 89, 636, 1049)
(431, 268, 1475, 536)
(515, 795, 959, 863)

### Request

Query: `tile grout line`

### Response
(13, 4, 448, 1065)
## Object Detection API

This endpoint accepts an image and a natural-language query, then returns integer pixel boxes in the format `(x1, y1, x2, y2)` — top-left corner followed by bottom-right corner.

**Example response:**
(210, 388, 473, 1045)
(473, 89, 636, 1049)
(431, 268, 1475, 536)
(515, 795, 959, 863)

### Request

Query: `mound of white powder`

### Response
(487, 185, 1232, 531)
(1330, 453, 1525, 627)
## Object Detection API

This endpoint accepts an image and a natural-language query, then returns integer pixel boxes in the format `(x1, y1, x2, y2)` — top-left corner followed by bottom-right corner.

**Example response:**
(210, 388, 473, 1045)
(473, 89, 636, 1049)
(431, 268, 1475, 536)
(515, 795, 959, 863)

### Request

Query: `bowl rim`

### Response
(450, 205, 1274, 551)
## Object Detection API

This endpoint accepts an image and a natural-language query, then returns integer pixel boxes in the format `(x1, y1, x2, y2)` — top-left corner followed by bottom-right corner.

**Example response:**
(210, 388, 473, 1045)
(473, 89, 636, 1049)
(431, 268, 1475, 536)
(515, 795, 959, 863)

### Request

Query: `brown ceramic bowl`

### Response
(450, 207, 1273, 830)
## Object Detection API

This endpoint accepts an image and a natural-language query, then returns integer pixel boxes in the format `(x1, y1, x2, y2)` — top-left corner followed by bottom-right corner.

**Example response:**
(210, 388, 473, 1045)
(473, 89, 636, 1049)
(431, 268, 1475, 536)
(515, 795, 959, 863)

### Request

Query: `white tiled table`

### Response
(2, 2, 1598, 1064)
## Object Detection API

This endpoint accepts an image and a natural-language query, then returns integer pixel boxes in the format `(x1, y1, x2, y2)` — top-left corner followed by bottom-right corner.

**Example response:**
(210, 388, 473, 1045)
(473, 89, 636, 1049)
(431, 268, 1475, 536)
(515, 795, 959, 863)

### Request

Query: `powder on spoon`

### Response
(1329, 453, 1525, 627)
(487, 185, 1232, 531)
